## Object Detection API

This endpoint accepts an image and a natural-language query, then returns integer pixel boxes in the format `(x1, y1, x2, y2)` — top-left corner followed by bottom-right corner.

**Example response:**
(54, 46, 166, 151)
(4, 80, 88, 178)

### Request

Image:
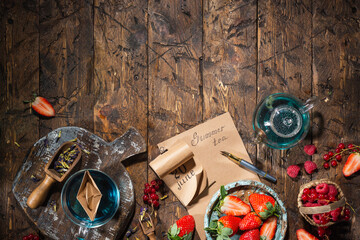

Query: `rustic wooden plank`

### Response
(148, 0, 203, 237)
(312, 1, 360, 239)
(202, 0, 258, 162)
(39, 0, 94, 135)
(257, 0, 312, 237)
(93, 0, 148, 141)
(0, 0, 40, 239)
(93, 0, 149, 238)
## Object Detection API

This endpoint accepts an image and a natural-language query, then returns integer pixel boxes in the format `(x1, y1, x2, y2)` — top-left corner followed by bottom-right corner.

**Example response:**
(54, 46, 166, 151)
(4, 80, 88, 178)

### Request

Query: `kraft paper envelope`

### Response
(156, 112, 260, 239)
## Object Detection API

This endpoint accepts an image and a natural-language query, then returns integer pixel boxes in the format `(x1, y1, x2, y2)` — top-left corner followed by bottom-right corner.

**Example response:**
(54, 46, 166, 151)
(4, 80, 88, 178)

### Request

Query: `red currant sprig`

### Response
(323, 143, 360, 169)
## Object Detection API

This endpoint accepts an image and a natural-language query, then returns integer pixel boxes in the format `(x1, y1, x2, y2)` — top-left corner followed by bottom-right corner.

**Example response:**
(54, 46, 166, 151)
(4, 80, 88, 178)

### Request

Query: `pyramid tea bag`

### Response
(76, 170, 102, 221)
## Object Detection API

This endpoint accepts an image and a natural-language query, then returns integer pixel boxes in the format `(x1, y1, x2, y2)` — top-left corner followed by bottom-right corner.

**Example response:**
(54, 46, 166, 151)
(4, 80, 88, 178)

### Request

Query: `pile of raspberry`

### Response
(301, 183, 351, 238)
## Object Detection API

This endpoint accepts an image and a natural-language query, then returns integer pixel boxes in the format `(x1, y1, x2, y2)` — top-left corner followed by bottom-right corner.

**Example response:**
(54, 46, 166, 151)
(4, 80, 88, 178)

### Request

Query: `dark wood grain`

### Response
(257, 0, 314, 238)
(0, 0, 40, 239)
(312, 1, 360, 239)
(1, 0, 360, 239)
(148, 0, 203, 238)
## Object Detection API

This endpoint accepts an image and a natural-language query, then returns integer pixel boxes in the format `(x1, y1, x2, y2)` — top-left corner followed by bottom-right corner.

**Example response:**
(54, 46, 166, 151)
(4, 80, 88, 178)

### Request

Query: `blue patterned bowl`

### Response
(204, 180, 287, 239)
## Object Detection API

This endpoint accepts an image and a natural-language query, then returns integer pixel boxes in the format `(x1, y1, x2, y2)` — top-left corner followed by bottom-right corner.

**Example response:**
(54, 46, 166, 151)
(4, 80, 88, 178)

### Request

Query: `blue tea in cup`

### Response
(253, 93, 319, 149)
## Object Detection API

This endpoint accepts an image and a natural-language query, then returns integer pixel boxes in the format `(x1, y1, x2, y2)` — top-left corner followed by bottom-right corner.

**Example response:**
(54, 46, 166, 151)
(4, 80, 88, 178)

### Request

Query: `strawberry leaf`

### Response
(221, 227, 233, 236)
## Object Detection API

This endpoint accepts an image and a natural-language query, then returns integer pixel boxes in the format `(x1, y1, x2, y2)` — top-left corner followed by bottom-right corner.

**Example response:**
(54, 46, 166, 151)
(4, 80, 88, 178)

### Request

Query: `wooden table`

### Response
(1, 0, 360, 239)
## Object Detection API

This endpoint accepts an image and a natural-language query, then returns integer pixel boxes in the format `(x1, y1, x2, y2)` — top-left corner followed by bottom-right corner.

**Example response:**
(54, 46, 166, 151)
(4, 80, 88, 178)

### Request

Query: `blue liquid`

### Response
(254, 94, 310, 149)
(63, 170, 119, 226)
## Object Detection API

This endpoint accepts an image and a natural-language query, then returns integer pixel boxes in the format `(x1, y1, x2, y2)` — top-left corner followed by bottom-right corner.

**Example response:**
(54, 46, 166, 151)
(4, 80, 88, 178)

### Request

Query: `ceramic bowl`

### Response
(204, 180, 287, 239)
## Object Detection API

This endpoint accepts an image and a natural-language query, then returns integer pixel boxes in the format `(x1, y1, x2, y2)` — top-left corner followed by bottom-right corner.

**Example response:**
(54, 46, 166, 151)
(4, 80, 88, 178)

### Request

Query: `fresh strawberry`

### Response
(260, 216, 277, 240)
(239, 229, 260, 240)
(26, 96, 55, 117)
(205, 215, 242, 239)
(167, 215, 195, 240)
(249, 193, 280, 219)
(239, 212, 262, 231)
(343, 153, 360, 177)
(296, 229, 319, 240)
(220, 195, 251, 216)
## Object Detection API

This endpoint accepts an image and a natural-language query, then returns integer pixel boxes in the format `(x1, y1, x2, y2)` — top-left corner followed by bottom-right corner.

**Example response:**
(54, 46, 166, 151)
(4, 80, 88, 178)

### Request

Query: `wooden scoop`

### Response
(27, 141, 82, 209)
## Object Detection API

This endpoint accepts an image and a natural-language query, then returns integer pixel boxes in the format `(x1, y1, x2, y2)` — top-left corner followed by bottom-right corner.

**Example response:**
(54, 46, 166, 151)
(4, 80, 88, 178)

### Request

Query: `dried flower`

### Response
(14, 142, 20, 148)
(50, 200, 57, 212)
(31, 175, 40, 182)
(54, 144, 79, 175)
(56, 131, 62, 142)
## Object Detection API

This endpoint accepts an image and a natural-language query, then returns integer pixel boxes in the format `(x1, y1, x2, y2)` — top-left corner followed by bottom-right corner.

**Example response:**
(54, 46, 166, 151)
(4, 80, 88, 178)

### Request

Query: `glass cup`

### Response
(61, 169, 120, 238)
(252, 93, 319, 149)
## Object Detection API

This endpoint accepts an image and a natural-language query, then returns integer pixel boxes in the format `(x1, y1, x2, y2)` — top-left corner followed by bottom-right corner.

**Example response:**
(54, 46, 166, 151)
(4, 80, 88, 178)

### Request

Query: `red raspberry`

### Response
(318, 227, 326, 237)
(304, 161, 318, 174)
(328, 185, 338, 197)
(312, 214, 322, 224)
(304, 144, 317, 155)
(330, 208, 341, 221)
(316, 183, 329, 194)
(287, 165, 300, 178)
(303, 202, 321, 207)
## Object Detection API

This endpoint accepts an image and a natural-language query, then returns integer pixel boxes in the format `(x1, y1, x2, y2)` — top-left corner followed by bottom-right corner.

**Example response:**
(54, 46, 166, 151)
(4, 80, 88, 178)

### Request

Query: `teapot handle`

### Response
(300, 96, 320, 114)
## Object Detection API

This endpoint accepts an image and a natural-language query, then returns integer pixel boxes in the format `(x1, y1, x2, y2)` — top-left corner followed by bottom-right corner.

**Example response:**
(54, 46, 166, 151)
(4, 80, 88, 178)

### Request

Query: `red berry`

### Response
(144, 187, 151, 194)
(143, 194, 149, 202)
(328, 196, 336, 202)
(318, 227, 326, 237)
(338, 143, 345, 149)
(326, 228, 332, 236)
(335, 148, 341, 153)
(304, 144, 317, 155)
(150, 180, 158, 186)
(328, 151, 334, 157)
(33, 236, 39, 240)
(335, 155, 342, 162)
(150, 188, 156, 194)
(144, 183, 150, 188)
(344, 208, 351, 216)
(303, 188, 311, 195)
(347, 144, 354, 149)
(301, 194, 309, 202)
(23, 237, 29, 240)
(331, 160, 337, 167)
(323, 154, 330, 161)
(150, 193, 159, 200)
(323, 162, 330, 169)
(153, 184, 160, 190)
(310, 188, 317, 195)
(147, 199, 153, 205)
(309, 193, 318, 202)
(152, 200, 159, 208)
(157, 179, 163, 186)
(344, 215, 350, 221)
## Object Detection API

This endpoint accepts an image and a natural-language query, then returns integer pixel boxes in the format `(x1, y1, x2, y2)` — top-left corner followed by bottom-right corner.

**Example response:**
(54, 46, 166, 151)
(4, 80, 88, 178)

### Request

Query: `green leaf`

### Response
(265, 202, 274, 210)
(220, 185, 227, 200)
(221, 227, 233, 236)
(182, 232, 193, 240)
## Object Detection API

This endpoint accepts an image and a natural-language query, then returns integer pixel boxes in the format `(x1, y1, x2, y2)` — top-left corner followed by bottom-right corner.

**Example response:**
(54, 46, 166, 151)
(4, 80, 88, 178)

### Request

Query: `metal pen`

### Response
(221, 151, 277, 183)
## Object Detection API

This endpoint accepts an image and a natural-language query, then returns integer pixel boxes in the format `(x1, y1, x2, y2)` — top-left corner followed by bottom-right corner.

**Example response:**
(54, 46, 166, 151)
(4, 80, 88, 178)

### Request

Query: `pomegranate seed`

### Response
(335, 155, 342, 162)
(323, 154, 330, 161)
(338, 143, 345, 149)
(328, 151, 334, 157)
(331, 160, 337, 167)
(323, 162, 330, 169)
